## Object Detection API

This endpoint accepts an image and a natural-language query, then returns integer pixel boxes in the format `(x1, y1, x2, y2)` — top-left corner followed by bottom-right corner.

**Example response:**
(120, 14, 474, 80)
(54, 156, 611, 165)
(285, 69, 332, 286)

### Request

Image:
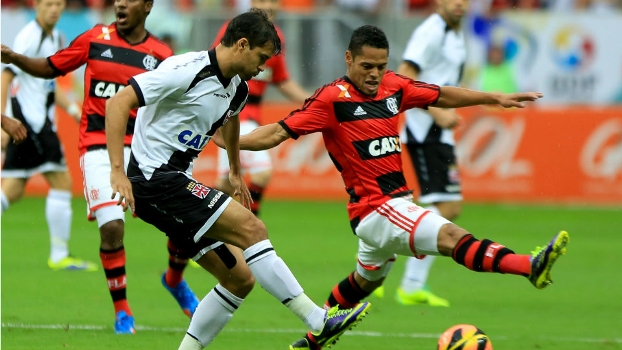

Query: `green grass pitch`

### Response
(2, 197, 621, 349)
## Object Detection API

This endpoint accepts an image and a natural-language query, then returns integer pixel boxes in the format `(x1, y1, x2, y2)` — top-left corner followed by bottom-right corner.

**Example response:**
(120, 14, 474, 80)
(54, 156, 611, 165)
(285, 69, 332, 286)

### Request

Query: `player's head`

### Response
(114, 0, 154, 34)
(35, 0, 66, 31)
(345, 25, 389, 96)
(220, 8, 281, 81)
(251, 0, 280, 22)
(437, 0, 468, 28)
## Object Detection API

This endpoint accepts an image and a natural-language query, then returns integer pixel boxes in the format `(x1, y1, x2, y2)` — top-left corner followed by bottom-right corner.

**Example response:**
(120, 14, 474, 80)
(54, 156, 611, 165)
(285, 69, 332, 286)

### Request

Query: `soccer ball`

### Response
(437, 324, 493, 350)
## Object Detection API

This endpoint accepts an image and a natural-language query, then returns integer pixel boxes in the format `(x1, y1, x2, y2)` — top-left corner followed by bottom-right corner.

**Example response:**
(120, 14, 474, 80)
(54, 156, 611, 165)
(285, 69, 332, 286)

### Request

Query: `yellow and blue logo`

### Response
(551, 25, 594, 72)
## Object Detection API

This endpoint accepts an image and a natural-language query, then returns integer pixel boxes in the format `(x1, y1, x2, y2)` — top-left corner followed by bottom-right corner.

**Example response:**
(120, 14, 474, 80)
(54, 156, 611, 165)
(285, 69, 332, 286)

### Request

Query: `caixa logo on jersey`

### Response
(178, 130, 211, 150)
(90, 79, 125, 98)
(353, 136, 401, 160)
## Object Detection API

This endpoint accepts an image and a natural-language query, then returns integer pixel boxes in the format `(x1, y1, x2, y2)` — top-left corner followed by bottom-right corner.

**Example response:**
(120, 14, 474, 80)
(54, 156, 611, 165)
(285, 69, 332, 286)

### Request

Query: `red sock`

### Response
(100, 247, 131, 315)
(453, 234, 529, 276)
(248, 183, 264, 216)
(165, 239, 188, 288)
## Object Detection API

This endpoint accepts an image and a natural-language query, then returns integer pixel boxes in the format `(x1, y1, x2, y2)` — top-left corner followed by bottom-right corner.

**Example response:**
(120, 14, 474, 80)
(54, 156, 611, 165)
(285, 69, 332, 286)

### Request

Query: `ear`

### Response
(237, 38, 250, 52)
(345, 50, 353, 65)
(145, 1, 153, 13)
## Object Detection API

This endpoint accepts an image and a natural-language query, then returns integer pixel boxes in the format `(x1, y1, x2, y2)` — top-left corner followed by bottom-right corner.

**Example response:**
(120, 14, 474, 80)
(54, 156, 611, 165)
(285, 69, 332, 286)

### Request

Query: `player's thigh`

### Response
(81, 147, 130, 223)
(43, 170, 72, 191)
(356, 238, 396, 282)
(208, 199, 266, 248)
(355, 197, 451, 257)
(1, 177, 27, 202)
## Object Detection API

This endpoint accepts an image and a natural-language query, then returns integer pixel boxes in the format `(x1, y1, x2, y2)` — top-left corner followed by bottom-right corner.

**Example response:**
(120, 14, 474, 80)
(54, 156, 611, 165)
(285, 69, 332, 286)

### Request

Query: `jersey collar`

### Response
(208, 49, 231, 87)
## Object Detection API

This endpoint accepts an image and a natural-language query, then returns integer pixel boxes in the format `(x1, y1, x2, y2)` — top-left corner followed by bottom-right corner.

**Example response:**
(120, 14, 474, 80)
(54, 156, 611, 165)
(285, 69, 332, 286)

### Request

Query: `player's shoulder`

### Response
(146, 33, 175, 57)
(312, 77, 351, 100)
(14, 21, 41, 42)
(415, 13, 446, 36)
(160, 51, 209, 70)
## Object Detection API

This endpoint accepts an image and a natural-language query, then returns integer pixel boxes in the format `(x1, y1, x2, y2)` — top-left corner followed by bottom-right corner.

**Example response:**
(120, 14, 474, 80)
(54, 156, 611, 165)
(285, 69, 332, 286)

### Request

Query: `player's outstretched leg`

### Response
(528, 231, 569, 289)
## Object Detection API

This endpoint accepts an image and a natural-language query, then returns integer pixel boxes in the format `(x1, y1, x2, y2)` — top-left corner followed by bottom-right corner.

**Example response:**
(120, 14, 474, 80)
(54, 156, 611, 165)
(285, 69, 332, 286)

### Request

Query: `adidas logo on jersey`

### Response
(100, 49, 113, 58)
(354, 106, 367, 116)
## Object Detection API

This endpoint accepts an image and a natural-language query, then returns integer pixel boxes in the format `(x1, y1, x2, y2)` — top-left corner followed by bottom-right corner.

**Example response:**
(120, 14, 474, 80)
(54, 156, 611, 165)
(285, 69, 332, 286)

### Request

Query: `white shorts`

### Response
(80, 147, 131, 227)
(354, 197, 451, 281)
(217, 120, 272, 177)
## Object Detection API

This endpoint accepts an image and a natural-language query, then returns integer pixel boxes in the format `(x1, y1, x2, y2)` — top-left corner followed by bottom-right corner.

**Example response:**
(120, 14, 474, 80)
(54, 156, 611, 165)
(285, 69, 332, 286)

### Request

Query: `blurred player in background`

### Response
(0, 0, 96, 272)
(386, 0, 470, 307)
(1, 114, 27, 144)
(1, 0, 199, 334)
(212, 0, 309, 216)
(105, 9, 370, 349)
(221, 25, 568, 350)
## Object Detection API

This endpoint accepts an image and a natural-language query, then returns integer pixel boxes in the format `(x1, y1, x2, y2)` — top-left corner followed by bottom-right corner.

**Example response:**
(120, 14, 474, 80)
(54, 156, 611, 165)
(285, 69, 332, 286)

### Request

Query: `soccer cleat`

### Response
(371, 285, 385, 299)
(529, 230, 569, 289)
(310, 302, 371, 348)
(161, 273, 200, 317)
(289, 336, 322, 350)
(395, 287, 450, 307)
(188, 259, 202, 269)
(114, 310, 136, 334)
(47, 256, 98, 271)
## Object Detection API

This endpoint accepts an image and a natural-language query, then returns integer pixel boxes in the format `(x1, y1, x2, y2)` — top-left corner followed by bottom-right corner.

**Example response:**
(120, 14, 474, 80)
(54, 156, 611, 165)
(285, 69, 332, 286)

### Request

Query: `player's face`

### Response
(237, 40, 274, 81)
(115, 0, 152, 33)
(437, 0, 468, 26)
(345, 46, 388, 96)
(251, 0, 280, 22)
(36, 0, 65, 29)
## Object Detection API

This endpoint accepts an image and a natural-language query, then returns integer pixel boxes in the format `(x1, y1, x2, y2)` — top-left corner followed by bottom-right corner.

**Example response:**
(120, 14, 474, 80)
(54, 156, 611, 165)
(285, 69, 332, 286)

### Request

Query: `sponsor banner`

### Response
(465, 12, 622, 105)
(24, 103, 622, 205)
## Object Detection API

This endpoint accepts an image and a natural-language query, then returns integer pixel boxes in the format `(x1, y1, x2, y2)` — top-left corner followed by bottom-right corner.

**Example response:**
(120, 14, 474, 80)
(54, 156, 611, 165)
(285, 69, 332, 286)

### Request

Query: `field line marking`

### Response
(2, 322, 621, 344)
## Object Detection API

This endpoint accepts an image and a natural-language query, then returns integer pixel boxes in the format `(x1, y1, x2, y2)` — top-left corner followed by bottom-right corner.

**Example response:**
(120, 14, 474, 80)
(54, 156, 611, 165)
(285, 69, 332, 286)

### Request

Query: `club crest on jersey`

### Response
(386, 97, 399, 115)
(187, 182, 211, 199)
(178, 130, 210, 150)
(337, 84, 351, 98)
(143, 55, 158, 71)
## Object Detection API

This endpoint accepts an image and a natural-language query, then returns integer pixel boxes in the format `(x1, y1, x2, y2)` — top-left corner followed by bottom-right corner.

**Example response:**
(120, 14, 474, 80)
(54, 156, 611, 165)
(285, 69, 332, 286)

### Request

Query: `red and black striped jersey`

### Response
(47, 23, 173, 154)
(280, 71, 440, 221)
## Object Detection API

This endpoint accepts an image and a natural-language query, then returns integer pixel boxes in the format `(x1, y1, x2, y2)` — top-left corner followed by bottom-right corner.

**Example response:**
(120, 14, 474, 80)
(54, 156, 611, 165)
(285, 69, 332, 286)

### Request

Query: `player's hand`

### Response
(1, 44, 15, 64)
(2, 117, 27, 144)
(229, 172, 252, 210)
(211, 129, 226, 149)
(497, 92, 543, 108)
(110, 169, 134, 212)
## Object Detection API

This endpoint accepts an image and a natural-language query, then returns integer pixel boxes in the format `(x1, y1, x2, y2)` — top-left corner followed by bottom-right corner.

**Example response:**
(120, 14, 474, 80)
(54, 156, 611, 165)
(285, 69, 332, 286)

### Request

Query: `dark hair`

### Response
(220, 8, 281, 55)
(348, 25, 389, 57)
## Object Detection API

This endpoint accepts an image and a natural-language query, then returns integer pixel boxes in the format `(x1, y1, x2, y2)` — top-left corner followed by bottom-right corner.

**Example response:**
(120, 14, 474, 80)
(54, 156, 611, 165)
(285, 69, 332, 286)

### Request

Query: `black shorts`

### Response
(404, 142, 462, 203)
(130, 167, 232, 259)
(2, 115, 66, 178)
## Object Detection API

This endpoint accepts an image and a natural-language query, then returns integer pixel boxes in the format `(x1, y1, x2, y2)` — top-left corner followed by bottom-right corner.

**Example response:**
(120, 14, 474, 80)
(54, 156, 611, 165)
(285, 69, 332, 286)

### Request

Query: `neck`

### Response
(214, 44, 236, 79)
(438, 11, 461, 32)
(117, 24, 148, 44)
(36, 18, 54, 36)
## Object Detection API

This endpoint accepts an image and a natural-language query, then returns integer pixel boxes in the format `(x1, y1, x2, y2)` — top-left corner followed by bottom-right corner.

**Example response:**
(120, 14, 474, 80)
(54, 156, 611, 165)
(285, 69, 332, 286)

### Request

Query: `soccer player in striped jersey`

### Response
(105, 9, 371, 350)
(219, 25, 569, 350)
(1, 0, 198, 334)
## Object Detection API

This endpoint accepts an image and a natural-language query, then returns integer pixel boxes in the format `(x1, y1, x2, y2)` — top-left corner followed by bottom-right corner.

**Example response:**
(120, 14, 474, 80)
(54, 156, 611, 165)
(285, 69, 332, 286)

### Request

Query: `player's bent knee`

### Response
(99, 219, 125, 249)
(221, 273, 255, 298)
(437, 223, 469, 256)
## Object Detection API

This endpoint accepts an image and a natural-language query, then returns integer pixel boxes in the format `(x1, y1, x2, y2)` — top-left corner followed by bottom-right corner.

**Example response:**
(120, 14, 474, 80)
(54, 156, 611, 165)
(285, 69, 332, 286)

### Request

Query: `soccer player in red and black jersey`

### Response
(217, 25, 569, 349)
(1, 0, 199, 334)
(211, 0, 309, 216)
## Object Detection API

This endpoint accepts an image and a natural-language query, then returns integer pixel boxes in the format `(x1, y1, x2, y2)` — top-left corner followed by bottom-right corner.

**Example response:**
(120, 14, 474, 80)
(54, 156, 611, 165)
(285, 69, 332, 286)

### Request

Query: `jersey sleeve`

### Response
(279, 89, 330, 139)
(129, 56, 192, 107)
(400, 77, 441, 111)
(401, 23, 443, 72)
(47, 29, 92, 75)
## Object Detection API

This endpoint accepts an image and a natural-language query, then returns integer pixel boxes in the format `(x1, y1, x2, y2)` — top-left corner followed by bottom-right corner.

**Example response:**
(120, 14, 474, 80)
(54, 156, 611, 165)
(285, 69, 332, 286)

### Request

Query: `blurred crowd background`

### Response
(3, 0, 622, 106)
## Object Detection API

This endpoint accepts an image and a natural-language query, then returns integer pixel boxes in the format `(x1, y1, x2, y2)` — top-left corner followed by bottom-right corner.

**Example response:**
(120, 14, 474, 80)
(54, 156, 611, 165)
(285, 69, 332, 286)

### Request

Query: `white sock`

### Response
(1, 191, 9, 213)
(178, 334, 203, 350)
(46, 189, 72, 263)
(186, 284, 243, 348)
(400, 205, 439, 292)
(243, 240, 325, 332)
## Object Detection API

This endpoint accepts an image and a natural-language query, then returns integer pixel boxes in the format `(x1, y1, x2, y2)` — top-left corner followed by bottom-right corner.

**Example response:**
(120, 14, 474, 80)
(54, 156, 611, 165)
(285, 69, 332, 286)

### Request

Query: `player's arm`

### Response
(238, 122, 291, 151)
(433, 86, 542, 109)
(1, 114, 27, 144)
(275, 79, 309, 103)
(219, 115, 252, 209)
(105, 86, 139, 212)
(1, 44, 59, 79)
(398, 61, 460, 129)
(1, 69, 16, 148)
(54, 84, 81, 123)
